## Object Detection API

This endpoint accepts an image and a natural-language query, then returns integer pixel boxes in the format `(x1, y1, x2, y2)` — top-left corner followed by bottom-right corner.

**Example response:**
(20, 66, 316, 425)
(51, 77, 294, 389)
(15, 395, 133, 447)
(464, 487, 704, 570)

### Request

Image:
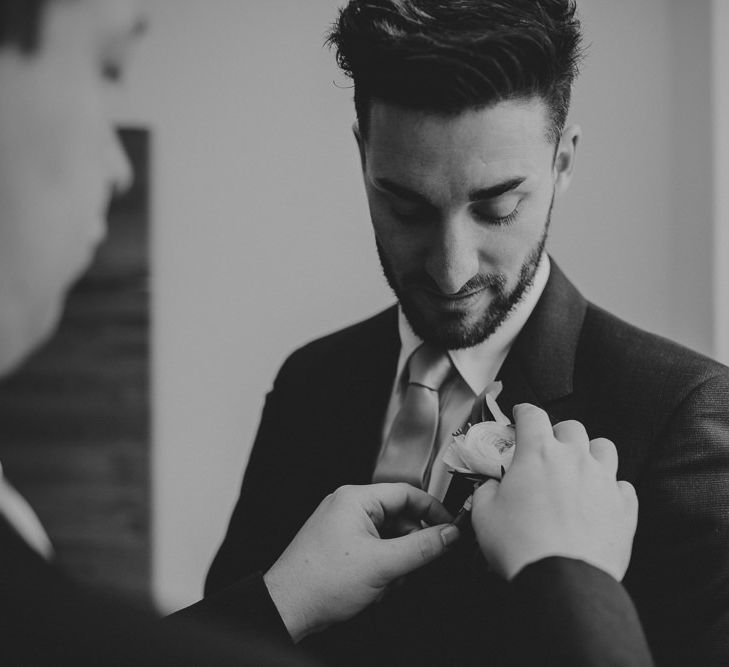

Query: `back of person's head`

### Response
(0, 0, 50, 53)
(328, 0, 583, 143)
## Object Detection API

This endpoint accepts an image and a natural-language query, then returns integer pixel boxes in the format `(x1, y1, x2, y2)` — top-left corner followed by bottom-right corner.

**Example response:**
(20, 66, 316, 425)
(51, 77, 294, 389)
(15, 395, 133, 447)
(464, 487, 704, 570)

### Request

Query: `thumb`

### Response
(472, 478, 499, 517)
(378, 524, 460, 580)
(512, 403, 552, 461)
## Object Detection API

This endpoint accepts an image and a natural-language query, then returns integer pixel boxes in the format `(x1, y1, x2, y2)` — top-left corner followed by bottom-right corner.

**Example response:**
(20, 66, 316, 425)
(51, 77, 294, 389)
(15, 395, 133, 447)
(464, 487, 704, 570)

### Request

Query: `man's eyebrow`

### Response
(373, 176, 527, 204)
(373, 178, 430, 203)
(468, 177, 526, 201)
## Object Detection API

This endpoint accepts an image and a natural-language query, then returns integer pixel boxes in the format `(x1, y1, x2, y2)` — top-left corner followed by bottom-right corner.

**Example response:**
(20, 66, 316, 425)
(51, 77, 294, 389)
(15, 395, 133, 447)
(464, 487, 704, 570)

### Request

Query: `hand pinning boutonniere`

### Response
(442, 381, 515, 482)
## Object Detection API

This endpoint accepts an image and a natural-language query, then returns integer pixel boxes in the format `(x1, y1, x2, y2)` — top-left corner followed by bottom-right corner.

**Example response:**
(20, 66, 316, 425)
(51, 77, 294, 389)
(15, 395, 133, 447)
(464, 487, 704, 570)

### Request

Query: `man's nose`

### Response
(107, 128, 134, 197)
(424, 215, 480, 294)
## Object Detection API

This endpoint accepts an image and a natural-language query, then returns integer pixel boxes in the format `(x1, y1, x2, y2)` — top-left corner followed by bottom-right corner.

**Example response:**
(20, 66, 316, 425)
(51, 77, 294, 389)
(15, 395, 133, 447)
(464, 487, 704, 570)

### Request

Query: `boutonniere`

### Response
(442, 381, 515, 482)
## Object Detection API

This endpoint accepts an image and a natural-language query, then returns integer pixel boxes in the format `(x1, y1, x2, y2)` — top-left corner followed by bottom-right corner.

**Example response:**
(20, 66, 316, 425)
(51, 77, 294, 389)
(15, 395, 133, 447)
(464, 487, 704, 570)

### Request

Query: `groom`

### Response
(205, 1, 729, 665)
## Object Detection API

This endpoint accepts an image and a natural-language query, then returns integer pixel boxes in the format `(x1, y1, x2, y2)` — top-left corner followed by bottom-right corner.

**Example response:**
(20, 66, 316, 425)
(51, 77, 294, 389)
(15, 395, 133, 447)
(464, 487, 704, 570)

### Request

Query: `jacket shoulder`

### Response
(580, 302, 728, 398)
(274, 306, 398, 382)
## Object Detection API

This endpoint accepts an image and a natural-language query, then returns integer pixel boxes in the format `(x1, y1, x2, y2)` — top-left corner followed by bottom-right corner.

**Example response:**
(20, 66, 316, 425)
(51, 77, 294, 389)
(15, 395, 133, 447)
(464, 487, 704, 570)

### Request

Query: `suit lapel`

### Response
(497, 259, 587, 413)
(330, 306, 400, 482)
(492, 355, 542, 419)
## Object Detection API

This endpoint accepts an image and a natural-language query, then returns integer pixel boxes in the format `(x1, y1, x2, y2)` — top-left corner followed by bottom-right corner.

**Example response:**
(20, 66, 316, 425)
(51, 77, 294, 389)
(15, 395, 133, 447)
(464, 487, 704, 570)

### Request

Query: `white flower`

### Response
(443, 422, 516, 478)
(442, 384, 515, 478)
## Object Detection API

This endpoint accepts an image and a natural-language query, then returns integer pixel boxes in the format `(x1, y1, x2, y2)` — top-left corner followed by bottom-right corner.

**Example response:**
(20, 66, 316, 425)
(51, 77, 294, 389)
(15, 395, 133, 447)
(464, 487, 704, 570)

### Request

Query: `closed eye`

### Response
(471, 196, 521, 226)
(473, 206, 520, 226)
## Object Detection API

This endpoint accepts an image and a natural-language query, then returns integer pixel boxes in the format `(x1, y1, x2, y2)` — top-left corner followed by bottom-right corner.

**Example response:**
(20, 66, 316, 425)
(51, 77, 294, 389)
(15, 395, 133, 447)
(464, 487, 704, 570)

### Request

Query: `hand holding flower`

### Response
(470, 404, 638, 582)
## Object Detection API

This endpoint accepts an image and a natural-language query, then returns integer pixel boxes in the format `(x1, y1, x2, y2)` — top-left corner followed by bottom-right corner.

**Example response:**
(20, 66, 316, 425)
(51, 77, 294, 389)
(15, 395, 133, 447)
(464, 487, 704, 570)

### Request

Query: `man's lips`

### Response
(415, 285, 489, 311)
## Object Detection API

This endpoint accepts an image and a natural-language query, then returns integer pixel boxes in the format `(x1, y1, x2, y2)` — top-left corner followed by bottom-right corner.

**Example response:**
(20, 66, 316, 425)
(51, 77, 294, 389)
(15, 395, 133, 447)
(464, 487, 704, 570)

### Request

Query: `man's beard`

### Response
(376, 213, 550, 350)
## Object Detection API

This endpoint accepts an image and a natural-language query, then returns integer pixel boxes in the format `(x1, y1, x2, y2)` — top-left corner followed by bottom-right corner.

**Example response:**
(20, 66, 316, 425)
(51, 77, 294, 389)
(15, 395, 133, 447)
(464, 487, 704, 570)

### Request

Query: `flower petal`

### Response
(460, 422, 516, 477)
(442, 436, 471, 472)
(485, 391, 511, 425)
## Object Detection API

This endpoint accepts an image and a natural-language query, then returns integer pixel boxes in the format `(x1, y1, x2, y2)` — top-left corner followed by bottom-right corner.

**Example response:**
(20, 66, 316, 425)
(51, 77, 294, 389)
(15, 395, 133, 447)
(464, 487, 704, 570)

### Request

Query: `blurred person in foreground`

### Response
(0, 1, 651, 665)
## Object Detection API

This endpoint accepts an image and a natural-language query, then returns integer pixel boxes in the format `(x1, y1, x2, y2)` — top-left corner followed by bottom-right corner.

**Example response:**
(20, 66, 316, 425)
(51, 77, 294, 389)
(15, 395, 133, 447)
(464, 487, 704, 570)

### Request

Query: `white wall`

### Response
(552, 0, 714, 354)
(117, 1, 720, 610)
(713, 0, 729, 365)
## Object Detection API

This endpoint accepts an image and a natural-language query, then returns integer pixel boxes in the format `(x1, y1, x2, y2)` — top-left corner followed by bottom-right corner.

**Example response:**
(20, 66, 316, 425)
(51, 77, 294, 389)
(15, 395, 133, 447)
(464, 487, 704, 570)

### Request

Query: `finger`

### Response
(379, 524, 460, 580)
(617, 479, 636, 495)
(398, 518, 424, 534)
(618, 479, 638, 509)
(471, 478, 499, 515)
(383, 516, 423, 538)
(512, 403, 553, 460)
(590, 437, 619, 476)
(618, 480, 639, 531)
(553, 420, 589, 446)
(367, 483, 453, 527)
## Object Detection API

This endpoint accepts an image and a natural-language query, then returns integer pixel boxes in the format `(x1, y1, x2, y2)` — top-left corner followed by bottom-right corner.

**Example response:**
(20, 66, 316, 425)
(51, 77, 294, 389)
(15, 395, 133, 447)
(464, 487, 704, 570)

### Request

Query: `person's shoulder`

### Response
(275, 306, 399, 380)
(580, 302, 728, 397)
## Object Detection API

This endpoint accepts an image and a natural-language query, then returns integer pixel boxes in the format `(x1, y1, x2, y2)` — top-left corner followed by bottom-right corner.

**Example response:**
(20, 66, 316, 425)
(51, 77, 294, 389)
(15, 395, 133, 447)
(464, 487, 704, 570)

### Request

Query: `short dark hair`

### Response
(0, 0, 51, 53)
(327, 0, 584, 143)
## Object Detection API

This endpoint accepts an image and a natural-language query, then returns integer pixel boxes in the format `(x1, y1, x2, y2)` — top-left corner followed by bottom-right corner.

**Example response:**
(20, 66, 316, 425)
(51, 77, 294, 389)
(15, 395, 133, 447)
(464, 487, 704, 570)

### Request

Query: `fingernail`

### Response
(440, 524, 460, 548)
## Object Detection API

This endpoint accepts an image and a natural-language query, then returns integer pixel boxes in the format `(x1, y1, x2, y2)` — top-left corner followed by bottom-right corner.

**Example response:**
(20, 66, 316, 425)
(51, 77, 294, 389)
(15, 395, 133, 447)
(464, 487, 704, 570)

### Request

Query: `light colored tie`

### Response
(0, 462, 53, 559)
(373, 344, 452, 488)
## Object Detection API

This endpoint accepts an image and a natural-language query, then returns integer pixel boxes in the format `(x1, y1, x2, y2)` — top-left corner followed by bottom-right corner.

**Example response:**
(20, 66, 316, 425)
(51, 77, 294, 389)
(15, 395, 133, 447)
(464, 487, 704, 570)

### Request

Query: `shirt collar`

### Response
(396, 253, 551, 396)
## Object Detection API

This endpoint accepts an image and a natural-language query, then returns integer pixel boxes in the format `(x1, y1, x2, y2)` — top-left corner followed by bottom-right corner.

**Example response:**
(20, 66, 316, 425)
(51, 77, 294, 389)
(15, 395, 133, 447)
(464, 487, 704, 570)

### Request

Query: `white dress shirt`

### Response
(378, 254, 551, 501)
(0, 460, 53, 559)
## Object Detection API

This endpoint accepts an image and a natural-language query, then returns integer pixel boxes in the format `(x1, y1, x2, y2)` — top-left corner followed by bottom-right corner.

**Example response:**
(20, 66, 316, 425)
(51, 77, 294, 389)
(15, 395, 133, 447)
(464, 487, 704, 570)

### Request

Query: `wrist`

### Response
(501, 550, 624, 583)
(263, 566, 316, 643)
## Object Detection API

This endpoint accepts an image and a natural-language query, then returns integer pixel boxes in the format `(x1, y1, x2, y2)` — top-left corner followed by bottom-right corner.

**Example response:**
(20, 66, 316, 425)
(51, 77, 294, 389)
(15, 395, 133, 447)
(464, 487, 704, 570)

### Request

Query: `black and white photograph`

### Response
(1, 1, 728, 665)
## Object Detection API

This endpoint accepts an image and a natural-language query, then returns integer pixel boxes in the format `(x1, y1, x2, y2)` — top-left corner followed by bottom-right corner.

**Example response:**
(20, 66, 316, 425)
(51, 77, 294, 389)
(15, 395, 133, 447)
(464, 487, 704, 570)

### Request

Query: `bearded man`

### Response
(206, 2, 729, 666)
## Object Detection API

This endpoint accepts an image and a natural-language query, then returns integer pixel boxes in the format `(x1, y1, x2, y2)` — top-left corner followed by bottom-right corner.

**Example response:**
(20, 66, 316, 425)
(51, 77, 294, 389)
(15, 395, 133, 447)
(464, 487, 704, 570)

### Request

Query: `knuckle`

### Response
(619, 481, 638, 505)
(619, 479, 636, 495)
(521, 403, 546, 418)
(395, 482, 414, 495)
(594, 436, 617, 450)
(333, 484, 356, 502)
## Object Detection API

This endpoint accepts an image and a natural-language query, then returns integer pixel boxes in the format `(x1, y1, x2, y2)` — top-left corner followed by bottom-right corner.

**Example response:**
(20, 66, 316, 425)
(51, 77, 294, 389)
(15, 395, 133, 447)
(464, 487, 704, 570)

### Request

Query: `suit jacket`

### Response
(0, 517, 313, 666)
(206, 262, 729, 666)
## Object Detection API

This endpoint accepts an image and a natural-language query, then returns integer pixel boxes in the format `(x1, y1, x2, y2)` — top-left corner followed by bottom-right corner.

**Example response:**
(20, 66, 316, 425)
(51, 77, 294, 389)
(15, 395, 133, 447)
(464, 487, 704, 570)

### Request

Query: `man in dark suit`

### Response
(206, 1, 729, 665)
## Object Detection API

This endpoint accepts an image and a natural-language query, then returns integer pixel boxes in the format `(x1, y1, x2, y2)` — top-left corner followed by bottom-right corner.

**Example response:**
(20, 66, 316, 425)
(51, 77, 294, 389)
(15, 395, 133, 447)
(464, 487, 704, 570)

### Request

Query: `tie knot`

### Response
(407, 345, 452, 391)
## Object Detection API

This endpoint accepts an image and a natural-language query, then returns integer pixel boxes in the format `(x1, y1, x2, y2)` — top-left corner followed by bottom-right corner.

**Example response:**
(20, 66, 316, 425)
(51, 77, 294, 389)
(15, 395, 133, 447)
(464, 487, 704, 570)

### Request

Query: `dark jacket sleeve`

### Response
(205, 310, 399, 599)
(0, 519, 313, 667)
(205, 351, 336, 596)
(170, 571, 292, 646)
(625, 368, 729, 666)
(507, 557, 653, 667)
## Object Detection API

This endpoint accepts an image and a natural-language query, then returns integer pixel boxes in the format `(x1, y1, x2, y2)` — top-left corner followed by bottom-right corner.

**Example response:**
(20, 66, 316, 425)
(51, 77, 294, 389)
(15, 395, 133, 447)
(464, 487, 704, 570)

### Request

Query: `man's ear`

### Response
(353, 122, 367, 173)
(553, 124, 581, 198)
